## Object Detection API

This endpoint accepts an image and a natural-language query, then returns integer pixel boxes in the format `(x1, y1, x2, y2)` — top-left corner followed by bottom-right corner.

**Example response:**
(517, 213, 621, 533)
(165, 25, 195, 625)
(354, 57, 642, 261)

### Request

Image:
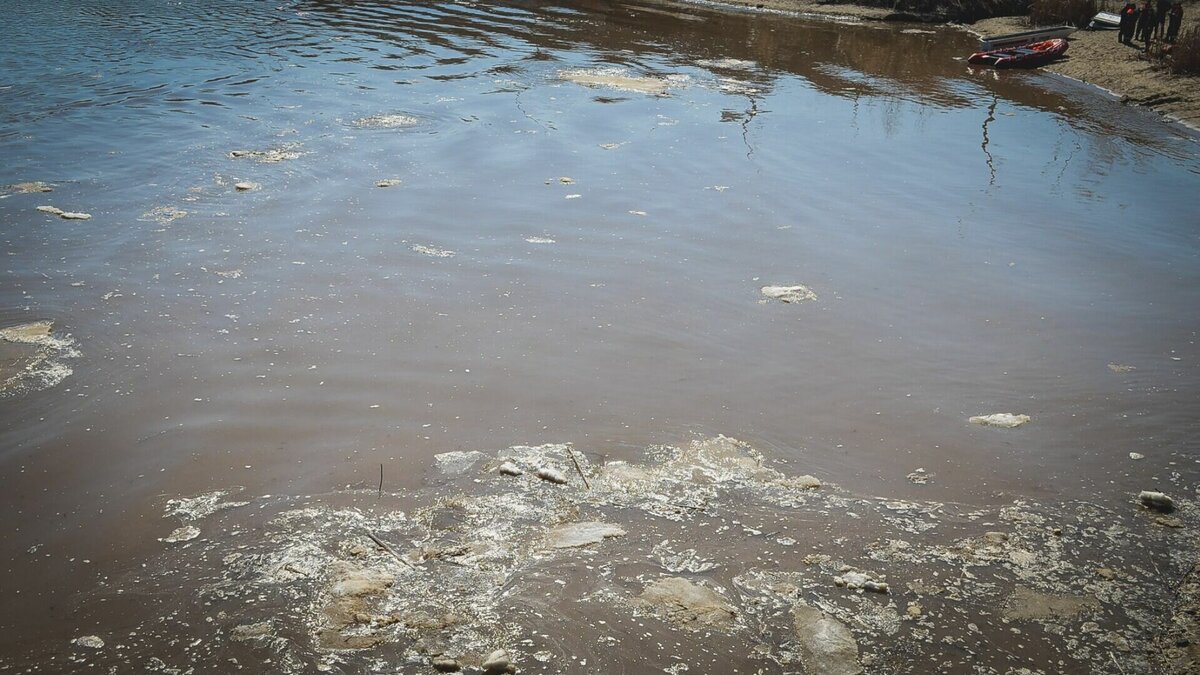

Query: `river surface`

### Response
(1, 0, 1199, 670)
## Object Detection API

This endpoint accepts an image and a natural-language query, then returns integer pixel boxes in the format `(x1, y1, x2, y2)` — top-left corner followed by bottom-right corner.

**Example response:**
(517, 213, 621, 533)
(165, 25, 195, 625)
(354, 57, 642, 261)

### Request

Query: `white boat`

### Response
(1088, 11, 1122, 29)
(979, 25, 1077, 50)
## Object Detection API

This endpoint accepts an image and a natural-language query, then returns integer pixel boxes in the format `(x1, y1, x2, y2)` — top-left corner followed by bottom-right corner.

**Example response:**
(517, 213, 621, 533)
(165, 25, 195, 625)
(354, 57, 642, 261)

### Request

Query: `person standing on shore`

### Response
(1120, 2, 1140, 44)
(1156, 0, 1171, 38)
(1137, 0, 1157, 50)
(1166, 1, 1184, 42)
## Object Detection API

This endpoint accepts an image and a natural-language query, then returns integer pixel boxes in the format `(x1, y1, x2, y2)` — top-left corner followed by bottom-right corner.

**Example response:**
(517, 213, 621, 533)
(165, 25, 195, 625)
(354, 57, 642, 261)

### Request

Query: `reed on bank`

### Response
(1168, 27, 1200, 75)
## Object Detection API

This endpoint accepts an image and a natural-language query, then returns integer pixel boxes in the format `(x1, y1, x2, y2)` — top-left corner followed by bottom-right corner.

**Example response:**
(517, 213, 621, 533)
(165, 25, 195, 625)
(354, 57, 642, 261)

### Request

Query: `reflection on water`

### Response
(981, 93, 997, 185)
(1, 0, 1198, 667)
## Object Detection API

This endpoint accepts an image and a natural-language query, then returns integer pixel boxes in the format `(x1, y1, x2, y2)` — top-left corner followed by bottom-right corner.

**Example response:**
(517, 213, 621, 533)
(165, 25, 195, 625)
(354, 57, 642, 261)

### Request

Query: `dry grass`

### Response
(1167, 27, 1200, 74)
(1027, 0, 1098, 25)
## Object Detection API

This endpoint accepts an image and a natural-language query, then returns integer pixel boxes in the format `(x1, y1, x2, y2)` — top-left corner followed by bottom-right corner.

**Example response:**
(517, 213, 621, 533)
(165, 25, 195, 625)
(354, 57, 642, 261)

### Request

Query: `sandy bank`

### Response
(971, 13, 1200, 129)
(674, 0, 1200, 128)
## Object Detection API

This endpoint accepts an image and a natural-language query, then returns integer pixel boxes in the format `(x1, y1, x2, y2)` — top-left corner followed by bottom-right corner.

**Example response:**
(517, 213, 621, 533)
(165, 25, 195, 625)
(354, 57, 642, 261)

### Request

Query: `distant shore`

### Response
(972, 14, 1200, 130)
(680, 0, 1200, 129)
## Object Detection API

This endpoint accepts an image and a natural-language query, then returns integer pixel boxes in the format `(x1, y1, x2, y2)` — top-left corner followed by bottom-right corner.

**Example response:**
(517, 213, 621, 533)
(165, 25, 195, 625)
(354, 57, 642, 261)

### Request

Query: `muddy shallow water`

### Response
(1, 0, 1199, 672)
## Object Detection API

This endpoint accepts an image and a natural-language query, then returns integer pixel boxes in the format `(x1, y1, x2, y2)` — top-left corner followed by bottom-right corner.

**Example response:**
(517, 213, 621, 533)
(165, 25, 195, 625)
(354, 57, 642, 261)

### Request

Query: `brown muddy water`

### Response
(1, 0, 1199, 673)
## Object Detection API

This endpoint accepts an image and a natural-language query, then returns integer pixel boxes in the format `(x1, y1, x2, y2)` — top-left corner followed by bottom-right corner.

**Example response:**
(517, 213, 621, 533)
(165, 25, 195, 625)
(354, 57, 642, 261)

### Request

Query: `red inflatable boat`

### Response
(967, 38, 1068, 68)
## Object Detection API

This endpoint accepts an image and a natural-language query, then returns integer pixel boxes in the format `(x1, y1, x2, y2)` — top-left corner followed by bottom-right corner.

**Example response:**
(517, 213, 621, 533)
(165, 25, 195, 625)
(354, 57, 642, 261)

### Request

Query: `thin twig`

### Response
(1109, 651, 1126, 675)
(1173, 561, 1199, 596)
(378, 463, 383, 498)
(565, 447, 590, 490)
(283, 562, 309, 578)
(366, 531, 414, 568)
(1150, 556, 1164, 583)
(665, 500, 707, 512)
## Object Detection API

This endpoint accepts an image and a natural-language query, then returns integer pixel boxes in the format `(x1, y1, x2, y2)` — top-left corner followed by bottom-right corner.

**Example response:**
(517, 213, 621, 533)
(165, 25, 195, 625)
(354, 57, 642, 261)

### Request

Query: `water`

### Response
(1, 0, 1199, 670)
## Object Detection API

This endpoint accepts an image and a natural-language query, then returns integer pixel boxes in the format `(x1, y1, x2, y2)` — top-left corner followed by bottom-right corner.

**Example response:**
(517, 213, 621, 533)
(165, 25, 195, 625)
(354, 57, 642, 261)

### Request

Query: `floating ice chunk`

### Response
(72, 635, 105, 649)
(792, 603, 862, 675)
(546, 522, 626, 549)
(761, 285, 817, 303)
(162, 526, 201, 543)
(968, 413, 1031, 429)
(652, 541, 718, 573)
(696, 58, 758, 70)
(535, 467, 568, 484)
(435, 450, 487, 475)
(558, 68, 676, 95)
(353, 114, 420, 128)
(164, 490, 248, 521)
(0, 321, 54, 344)
(228, 144, 303, 163)
(1138, 491, 1175, 513)
(778, 474, 822, 490)
(481, 649, 510, 674)
(412, 244, 455, 258)
(141, 206, 187, 224)
(7, 181, 54, 194)
(0, 321, 79, 396)
(906, 468, 932, 485)
(498, 462, 524, 476)
(638, 577, 736, 629)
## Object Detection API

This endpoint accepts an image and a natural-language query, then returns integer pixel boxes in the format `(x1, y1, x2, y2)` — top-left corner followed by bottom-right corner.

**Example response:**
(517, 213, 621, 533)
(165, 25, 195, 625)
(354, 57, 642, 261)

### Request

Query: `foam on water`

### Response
(352, 114, 422, 129)
(70, 436, 1199, 674)
(557, 68, 689, 95)
(0, 321, 80, 397)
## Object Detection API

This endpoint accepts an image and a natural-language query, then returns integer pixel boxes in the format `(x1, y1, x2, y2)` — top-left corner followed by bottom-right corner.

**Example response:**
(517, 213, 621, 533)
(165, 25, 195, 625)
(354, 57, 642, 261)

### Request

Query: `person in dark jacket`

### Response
(1137, 0, 1157, 49)
(1119, 2, 1140, 44)
(1156, 0, 1171, 37)
(1166, 1, 1184, 42)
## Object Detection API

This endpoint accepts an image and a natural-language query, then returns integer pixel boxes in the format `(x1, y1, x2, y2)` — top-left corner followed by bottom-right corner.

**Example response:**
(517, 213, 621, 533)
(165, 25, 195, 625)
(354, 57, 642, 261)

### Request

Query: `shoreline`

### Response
(675, 0, 1200, 131)
(970, 15, 1200, 131)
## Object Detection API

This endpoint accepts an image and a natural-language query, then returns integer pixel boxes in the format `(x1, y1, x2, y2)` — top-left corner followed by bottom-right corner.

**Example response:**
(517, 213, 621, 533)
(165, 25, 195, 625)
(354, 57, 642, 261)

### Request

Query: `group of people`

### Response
(1118, 0, 1185, 49)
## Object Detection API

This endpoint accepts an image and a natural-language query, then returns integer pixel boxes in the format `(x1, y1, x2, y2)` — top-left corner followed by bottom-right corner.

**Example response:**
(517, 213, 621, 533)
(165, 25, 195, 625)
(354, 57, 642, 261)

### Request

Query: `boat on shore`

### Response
(1088, 11, 1122, 30)
(978, 25, 1076, 50)
(968, 38, 1069, 68)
